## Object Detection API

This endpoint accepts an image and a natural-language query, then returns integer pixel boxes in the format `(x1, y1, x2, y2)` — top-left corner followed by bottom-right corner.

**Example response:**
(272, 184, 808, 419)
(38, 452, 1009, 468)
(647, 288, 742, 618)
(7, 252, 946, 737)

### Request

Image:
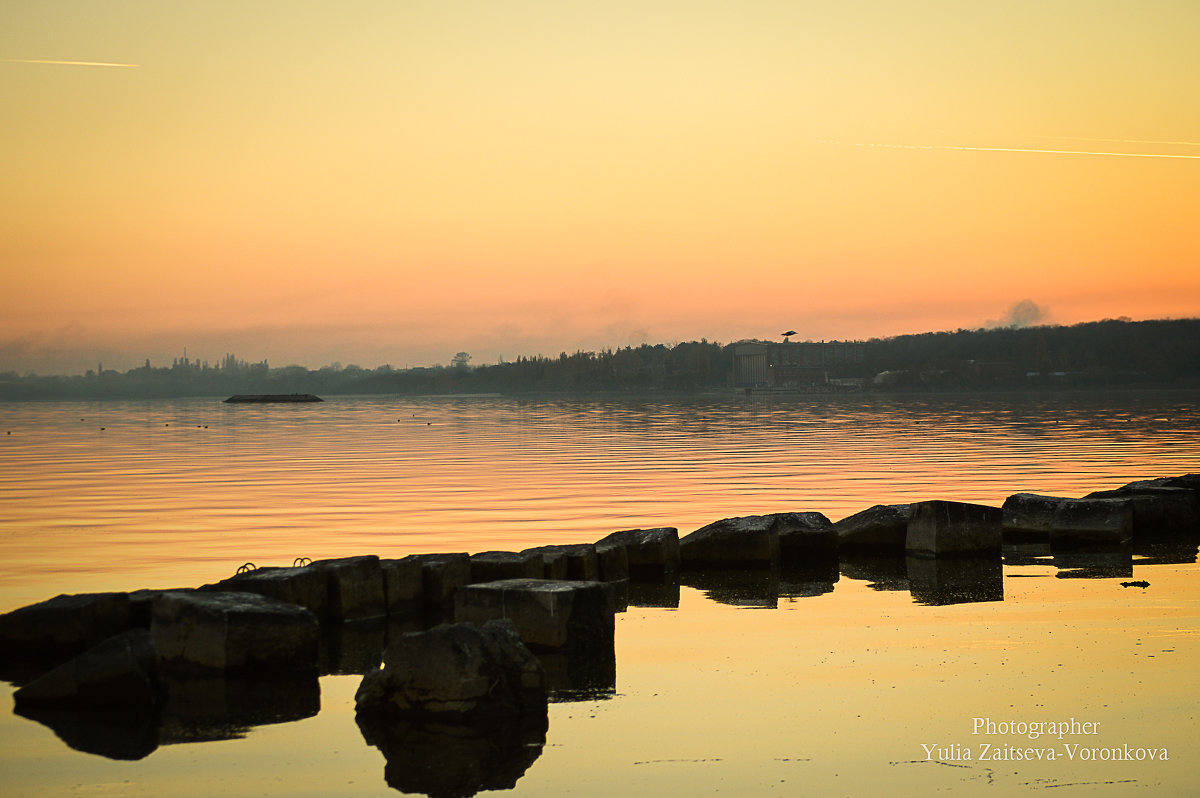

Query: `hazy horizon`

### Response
(4, 2, 1198, 377)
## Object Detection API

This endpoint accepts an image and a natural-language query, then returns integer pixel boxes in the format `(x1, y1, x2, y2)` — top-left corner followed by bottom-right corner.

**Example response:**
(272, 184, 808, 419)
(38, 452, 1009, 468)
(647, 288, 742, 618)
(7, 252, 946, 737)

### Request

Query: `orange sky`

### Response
(2, 1, 1198, 374)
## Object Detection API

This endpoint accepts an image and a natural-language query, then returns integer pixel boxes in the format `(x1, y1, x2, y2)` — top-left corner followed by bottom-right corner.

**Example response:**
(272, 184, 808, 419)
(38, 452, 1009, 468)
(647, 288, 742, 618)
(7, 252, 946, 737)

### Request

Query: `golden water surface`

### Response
(1, 392, 1197, 796)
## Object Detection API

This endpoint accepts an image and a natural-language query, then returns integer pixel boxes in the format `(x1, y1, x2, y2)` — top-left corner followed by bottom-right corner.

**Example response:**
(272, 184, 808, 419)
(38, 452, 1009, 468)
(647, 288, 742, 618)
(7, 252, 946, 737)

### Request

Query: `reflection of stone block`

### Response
(681, 569, 780, 608)
(152, 591, 319, 676)
(1002, 493, 1068, 537)
(595, 528, 679, 580)
(13, 701, 159, 761)
(906, 501, 1002, 557)
(470, 551, 544, 583)
(454, 579, 615, 654)
(320, 618, 387, 675)
(1052, 547, 1133, 579)
(309, 555, 387, 621)
(906, 556, 1003, 606)
(159, 673, 320, 743)
(835, 504, 911, 551)
(1051, 498, 1134, 547)
(626, 580, 680, 608)
(358, 713, 547, 798)
(681, 516, 781, 568)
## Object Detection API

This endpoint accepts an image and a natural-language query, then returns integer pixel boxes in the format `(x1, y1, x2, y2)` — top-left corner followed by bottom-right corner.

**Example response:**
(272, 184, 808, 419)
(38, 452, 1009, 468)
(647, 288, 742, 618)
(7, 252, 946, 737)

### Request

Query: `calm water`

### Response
(1, 391, 1198, 797)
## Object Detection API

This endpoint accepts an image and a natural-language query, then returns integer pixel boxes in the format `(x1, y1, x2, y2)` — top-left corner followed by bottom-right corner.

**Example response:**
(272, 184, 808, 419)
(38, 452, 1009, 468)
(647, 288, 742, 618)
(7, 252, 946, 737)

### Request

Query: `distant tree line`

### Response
(0, 319, 1196, 400)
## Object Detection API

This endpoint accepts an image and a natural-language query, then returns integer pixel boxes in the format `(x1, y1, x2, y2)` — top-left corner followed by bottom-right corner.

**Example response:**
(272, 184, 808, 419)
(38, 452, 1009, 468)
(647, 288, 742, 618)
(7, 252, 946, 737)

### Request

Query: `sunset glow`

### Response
(3, 1, 1198, 374)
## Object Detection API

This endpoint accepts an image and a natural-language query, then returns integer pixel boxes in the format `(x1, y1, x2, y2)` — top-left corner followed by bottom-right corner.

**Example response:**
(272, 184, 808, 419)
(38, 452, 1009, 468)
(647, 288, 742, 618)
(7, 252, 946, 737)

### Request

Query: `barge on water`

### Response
(223, 394, 324, 403)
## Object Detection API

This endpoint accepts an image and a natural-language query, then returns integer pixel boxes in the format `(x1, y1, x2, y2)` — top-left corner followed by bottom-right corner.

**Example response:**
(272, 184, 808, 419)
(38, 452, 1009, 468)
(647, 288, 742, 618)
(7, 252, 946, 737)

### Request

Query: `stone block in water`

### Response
(835, 504, 912, 552)
(412, 553, 472, 609)
(453, 579, 615, 654)
(207, 566, 329, 618)
(355, 619, 546, 722)
(523, 544, 601, 581)
(379, 556, 423, 616)
(905, 500, 1003, 557)
(680, 516, 781, 568)
(0, 592, 133, 682)
(1002, 493, 1068, 538)
(13, 629, 159, 709)
(152, 591, 319, 676)
(1086, 486, 1199, 539)
(308, 555, 387, 621)
(594, 528, 679, 580)
(1050, 497, 1134, 547)
(469, 551, 544, 583)
(594, 539, 630, 582)
(774, 512, 838, 561)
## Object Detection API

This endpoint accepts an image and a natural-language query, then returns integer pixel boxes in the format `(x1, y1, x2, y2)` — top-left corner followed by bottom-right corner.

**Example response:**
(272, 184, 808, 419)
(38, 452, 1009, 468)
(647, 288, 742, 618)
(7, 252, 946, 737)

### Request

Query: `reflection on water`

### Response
(1, 393, 1199, 797)
(358, 712, 548, 798)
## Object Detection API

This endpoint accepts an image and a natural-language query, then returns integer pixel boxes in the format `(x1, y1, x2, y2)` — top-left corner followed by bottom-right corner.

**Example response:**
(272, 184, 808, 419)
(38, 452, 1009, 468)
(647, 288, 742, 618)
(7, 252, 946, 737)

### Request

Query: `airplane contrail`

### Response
(1, 58, 139, 68)
(933, 130, 1200, 149)
(821, 140, 1200, 160)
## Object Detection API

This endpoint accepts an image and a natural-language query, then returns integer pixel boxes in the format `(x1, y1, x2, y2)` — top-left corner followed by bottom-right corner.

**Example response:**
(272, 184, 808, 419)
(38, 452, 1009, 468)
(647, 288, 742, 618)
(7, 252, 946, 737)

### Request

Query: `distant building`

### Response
(733, 340, 865, 389)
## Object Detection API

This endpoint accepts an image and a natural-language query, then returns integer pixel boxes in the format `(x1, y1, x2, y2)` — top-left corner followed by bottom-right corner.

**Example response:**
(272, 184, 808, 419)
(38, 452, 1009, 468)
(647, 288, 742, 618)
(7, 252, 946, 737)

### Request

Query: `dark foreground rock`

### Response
(152, 591, 319, 676)
(906, 500, 1003, 557)
(0, 592, 132, 682)
(454, 579, 616, 656)
(595, 528, 680, 580)
(355, 619, 546, 723)
(13, 629, 159, 709)
(835, 504, 912, 551)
